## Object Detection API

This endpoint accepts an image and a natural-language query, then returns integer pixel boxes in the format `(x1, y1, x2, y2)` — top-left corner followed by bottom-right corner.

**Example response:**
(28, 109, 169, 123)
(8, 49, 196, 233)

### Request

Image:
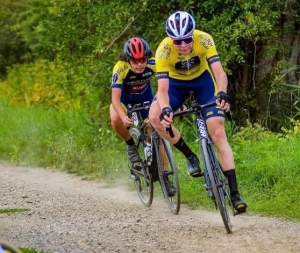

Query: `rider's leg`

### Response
(206, 116, 234, 171)
(110, 105, 131, 141)
(159, 139, 177, 197)
(206, 116, 247, 210)
(149, 100, 201, 177)
(110, 105, 140, 162)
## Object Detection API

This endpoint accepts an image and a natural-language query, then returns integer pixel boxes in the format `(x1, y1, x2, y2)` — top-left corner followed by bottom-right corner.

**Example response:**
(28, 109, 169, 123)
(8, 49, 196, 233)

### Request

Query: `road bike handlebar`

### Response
(127, 101, 151, 129)
(167, 100, 232, 138)
(173, 101, 217, 118)
(127, 101, 151, 118)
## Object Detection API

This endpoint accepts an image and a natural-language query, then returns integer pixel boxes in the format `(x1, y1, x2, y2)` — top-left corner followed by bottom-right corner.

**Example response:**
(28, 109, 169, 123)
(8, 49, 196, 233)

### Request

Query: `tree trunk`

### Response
(288, 31, 300, 85)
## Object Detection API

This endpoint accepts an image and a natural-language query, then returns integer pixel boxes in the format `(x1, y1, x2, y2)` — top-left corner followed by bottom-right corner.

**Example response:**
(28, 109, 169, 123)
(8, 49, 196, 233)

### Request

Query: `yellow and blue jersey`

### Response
(111, 57, 156, 95)
(155, 30, 220, 80)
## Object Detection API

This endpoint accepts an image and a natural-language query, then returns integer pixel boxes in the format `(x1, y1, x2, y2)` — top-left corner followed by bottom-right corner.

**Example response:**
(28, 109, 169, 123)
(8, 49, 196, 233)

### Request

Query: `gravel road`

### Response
(0, 161, 299, 253)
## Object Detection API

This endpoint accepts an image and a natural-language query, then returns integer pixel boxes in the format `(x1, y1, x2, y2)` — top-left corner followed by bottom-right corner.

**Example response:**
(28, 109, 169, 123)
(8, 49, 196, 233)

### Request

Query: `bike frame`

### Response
(128, 102, 180, 214)
(172, 100, 234, 233)
(128, 102, 158, 180)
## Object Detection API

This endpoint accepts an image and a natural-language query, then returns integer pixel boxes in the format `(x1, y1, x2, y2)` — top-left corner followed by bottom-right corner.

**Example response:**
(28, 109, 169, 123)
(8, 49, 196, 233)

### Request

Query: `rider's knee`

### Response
(149, 114, 161, 128)
(208, 118, 227, 140)
(149, 102, 162, 129)
(110, 115, 122, 127)
(213, 129, 227, 141)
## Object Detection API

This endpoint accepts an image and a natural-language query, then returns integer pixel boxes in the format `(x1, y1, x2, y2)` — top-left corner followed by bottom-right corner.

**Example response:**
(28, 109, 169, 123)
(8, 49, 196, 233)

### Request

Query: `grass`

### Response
(173, 119, 300, 222)
(0, 100, 127, 181)
(230, 124, 300, 221)
(20, 249, 50, 253)
(0, 208, 29, 214)
(0, 100, 300, 224)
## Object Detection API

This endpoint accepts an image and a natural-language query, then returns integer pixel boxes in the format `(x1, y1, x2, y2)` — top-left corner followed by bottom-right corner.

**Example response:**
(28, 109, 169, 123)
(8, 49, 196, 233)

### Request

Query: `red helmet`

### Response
(123, 37, 151, 59)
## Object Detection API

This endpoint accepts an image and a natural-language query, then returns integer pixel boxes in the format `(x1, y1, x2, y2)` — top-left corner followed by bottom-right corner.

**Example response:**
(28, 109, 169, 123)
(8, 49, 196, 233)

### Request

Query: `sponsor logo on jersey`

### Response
(129, 82, 148, 93)
(157, 42, 171, 60)
(116, 64, 129, 74)
(208, 55, 220, 64)
(112, 73, 118, 84)
(147, 59, 155, 65)
(201, 38, 214, 50)
(142, 72, 152, 77)
(174, 56, 200, 73)
(156, 72, 168, 79)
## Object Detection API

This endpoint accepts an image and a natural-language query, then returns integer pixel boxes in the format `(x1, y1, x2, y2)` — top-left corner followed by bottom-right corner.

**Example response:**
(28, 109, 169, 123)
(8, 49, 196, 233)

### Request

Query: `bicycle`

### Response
(127, 101, 180, 214)
(0, 239, 22, 253)
(170, 94, 244, 233)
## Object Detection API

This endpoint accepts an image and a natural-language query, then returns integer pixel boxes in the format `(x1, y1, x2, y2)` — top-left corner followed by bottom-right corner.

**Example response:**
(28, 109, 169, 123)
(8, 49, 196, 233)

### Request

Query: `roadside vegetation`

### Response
(1, 100, 299, 222)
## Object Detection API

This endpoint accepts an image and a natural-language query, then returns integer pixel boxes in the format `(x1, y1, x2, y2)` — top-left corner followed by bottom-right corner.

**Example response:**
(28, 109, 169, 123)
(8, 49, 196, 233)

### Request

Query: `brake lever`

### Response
(166, 126, 175, 138)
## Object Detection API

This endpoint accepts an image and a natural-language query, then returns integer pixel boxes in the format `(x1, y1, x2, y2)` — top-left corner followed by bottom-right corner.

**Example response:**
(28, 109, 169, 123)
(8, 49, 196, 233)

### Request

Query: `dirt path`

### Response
(0, 162, 299, 253)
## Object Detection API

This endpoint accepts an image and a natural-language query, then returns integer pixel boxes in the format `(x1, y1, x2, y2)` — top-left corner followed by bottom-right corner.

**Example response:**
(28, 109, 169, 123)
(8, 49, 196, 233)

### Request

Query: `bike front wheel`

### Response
(129, 128, 153, 207)
(202, 139, 232, 233)
(154, 138, 180, 214)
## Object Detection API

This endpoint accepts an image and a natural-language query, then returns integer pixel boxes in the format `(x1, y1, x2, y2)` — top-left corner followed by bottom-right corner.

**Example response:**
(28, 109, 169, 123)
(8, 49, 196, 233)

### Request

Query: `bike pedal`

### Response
(191, 172, 204, 178)
(133, 163, 143, 171)
(234, 208, 246, 216)
(130, 173, 138, 181)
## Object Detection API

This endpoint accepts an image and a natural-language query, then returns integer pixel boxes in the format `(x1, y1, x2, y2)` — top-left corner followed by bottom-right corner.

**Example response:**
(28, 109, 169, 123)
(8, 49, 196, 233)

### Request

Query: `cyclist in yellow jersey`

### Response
(149, 11, 247, 212)
(110, 37, 155, 163)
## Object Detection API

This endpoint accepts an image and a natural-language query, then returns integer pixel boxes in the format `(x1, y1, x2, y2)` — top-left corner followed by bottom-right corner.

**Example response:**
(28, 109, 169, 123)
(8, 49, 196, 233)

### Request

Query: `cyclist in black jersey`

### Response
(149, 11, 247, 212)
(110, 37, 156, 163)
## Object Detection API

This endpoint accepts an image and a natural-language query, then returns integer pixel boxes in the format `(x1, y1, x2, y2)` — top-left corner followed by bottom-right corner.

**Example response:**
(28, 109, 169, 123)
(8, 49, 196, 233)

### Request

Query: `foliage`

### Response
(0, 100, 126, 180)
(14, 0, 54, 60)
(0, 0, 299, 128)
(230, 121, 300, 220)
(0, 0, 32, 78)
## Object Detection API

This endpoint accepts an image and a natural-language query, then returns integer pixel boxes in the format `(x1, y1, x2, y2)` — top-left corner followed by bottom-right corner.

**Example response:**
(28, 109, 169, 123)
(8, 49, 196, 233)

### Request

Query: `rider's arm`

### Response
(210, 61, 228, 93)
(155, 38, 174, 124)
(156, 78, 170, 109)
(202, 32, 229, 110)
(210, 61, 230, 111)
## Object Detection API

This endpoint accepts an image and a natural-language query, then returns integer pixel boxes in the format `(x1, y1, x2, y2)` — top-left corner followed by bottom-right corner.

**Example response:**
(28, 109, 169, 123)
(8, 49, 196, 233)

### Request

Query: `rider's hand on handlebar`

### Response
(123, 115, 133, 127)
(159, 107, 173, 127)
(216, 91, 230, 112)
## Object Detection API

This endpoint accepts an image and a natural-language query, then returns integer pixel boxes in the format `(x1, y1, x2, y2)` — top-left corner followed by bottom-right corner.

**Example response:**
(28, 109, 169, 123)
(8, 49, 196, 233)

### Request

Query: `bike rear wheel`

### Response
(154, 137, 180, 214)
(202, 139, 232, 233)
(130, 128, 153, 207)
(0, 239, 22, 253)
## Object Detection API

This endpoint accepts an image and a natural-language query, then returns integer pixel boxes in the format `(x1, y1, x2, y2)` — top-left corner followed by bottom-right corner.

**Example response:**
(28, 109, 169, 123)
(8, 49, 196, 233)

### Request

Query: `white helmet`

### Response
(165, 11, 195, 39)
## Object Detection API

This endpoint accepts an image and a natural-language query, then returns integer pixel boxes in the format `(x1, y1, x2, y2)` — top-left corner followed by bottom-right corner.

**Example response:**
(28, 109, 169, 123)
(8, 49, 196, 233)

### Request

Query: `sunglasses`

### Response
(130, 58, 147, 65)
(172, 37, 193, 46)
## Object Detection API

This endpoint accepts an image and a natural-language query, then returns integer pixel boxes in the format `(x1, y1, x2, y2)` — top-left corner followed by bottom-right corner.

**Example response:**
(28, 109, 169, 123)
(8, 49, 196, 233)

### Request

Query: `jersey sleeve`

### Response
(146, 57, 156, 73)
(198, 32, 220, 65)
(155, 38, 172, 80)
(111, 61, 129, 89)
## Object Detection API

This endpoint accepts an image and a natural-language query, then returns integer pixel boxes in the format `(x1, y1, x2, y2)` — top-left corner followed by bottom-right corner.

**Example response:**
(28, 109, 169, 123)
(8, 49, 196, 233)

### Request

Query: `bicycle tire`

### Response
(0, 239, 22, 253)
(154, 137, 180, 214)
(202, 139, 232, 233)
(130, 128, 153, 207)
